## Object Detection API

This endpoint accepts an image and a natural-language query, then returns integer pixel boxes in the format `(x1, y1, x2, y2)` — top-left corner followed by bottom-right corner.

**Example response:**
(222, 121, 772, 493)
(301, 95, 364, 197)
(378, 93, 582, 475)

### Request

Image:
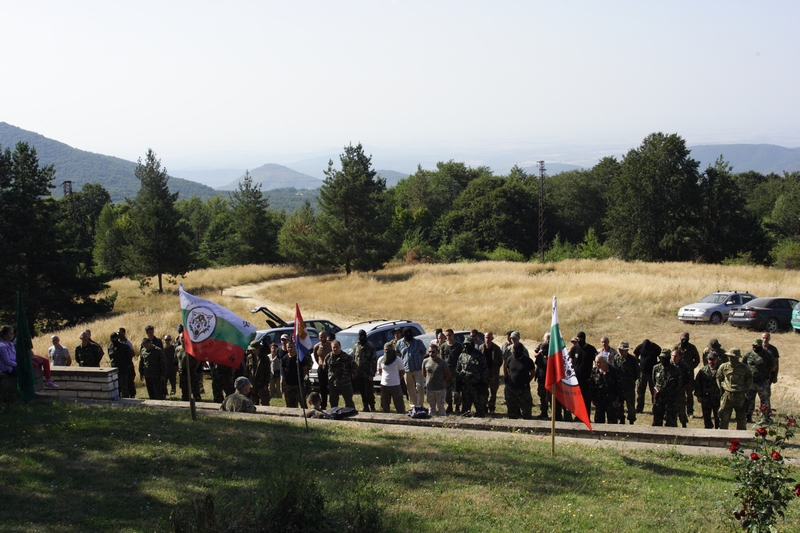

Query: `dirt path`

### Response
(221, 277, 363, 330)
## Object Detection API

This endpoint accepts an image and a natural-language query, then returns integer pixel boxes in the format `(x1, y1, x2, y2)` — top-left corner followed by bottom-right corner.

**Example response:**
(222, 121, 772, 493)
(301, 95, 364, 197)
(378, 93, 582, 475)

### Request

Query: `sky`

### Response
(2, 0, 799, 178)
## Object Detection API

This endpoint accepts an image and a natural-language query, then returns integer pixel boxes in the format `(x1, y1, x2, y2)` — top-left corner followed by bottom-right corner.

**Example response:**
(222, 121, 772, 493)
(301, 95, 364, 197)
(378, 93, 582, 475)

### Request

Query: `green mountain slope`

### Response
(218, 163, 322, 191)
(0, 122, 219, 202)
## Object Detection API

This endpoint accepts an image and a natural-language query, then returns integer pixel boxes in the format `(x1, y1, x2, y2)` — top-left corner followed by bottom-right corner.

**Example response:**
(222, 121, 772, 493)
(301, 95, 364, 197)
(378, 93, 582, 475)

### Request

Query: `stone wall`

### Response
(38, 367, 119, 400)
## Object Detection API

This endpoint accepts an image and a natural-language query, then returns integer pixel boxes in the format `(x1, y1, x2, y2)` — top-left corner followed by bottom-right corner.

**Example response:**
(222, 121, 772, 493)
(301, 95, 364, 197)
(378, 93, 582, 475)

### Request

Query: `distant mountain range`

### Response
(687, 144, 800, 174)
(522, 162, 584, 176)
(0, 122, 218, 203)
(217, 164, 322, 191)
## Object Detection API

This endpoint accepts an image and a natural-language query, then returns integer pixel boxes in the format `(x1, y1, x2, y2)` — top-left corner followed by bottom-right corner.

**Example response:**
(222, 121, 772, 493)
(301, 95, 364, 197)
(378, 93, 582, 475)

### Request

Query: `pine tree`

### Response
(125, 149, 192, 292)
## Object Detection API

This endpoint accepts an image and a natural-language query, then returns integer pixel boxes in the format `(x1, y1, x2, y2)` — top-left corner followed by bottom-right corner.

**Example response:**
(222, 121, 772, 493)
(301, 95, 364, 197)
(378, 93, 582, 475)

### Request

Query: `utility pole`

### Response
(537, 161, 546, 262)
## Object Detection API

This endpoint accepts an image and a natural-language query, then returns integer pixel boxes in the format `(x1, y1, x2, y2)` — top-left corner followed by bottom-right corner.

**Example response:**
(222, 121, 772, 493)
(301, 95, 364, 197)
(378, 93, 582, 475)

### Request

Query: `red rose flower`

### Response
(756, 427, 767, 437)
(787, 417, 796, 428)
(729, 444, 740, 453)
(750, 453, 760, 461)
(730, 439, 740, 446)
(795, 488, 800, 497)
(772, 451, 782, 460)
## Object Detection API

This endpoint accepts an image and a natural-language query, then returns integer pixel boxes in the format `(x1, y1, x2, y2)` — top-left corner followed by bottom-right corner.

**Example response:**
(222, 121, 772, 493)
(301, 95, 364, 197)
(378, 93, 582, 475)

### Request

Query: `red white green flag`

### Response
(179, 284, 256, 369)
(545, 296, 593, 431)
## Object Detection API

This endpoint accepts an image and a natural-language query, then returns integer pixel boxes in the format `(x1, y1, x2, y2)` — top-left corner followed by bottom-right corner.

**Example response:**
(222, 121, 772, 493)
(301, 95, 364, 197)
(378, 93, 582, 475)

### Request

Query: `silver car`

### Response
(677, 291, 757, 324)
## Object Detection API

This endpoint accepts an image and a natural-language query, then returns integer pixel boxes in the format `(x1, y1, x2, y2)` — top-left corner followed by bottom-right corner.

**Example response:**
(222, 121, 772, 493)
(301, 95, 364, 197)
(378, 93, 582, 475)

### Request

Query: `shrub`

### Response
(487, 246, 526, 262)
(726, 405, 798, 532)
(770, 238, 800, 269)
(537, 234, 578, 263)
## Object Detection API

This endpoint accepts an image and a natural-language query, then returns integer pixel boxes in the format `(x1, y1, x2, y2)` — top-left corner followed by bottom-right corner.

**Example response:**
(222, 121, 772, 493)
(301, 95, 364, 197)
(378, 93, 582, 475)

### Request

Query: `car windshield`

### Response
(698, 293, 730, 304)
(337, 332, 360, 354)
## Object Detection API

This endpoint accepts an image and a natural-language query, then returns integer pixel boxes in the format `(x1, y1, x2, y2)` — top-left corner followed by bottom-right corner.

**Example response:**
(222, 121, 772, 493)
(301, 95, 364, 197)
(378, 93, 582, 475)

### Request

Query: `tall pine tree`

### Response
(125, 149, 191, 292)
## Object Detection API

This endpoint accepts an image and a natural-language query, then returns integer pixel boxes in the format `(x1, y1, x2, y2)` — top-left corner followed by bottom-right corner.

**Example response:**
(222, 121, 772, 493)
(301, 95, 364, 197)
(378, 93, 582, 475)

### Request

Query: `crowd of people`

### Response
(0, 321, 780, 431)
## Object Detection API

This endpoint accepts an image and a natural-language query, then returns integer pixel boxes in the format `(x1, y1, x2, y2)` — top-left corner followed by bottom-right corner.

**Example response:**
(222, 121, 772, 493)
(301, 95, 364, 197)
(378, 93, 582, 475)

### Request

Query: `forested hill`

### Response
(688, 144, 800, 174)
(0, 122, 219, 202)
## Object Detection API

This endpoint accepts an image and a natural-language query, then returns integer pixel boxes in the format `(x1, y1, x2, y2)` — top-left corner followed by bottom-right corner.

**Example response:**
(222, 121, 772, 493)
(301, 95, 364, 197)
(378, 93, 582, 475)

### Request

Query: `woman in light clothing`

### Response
(378, 342, 405, 414)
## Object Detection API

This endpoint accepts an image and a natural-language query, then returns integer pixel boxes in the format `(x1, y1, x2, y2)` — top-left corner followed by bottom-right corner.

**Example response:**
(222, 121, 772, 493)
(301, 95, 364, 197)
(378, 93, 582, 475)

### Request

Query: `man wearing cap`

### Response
(324, 339, 358, 408)
(457, 339, 490, 417)
(422, 342, 450, 416)
(441, 328, 464, 414)
(353, 330, 377, 412)
(480, 331, 504, 414)
(678, 332, 700, 418)
(75, 331, 104, 367)
(396, 327, 427, 408)
(703, 338, 727, 366)
(220, 377, 257, 413)
(613, 341, 639, 424)
(312, 331, 333, 409)
(694, 351, 722, 429)
(139, 337, 167, 400)
(743, 339, 775, 421)
(717, 348, 753, 430)
(634, 339, 661, 413)
(244, 338, 271, 406)
(504, 341, 535, 419)
(108, 332, 133, 398)
(652, 348, 681, 427)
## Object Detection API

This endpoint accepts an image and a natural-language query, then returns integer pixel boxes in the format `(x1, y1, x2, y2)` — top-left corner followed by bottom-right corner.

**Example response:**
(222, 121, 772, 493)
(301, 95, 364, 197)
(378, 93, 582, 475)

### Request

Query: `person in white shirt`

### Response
(378, 342, 405, 413)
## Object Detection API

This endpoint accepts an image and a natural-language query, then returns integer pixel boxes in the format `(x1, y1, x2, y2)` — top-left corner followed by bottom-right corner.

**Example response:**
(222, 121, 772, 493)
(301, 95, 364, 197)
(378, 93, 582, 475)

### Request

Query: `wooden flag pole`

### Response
(550, 383, 556, 456)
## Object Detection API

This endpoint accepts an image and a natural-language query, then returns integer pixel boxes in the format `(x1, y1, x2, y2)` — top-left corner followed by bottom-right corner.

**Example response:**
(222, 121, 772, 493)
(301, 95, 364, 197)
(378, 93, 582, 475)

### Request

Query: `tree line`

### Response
(2, 132, 799, 330)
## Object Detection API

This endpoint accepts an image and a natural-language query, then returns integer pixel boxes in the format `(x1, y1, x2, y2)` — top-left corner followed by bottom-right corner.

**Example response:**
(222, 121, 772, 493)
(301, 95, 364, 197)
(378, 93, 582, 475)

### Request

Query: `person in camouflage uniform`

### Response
(176, 331, 202, 401)
(163, 334, 177, 396)
(352, 330, 377, 412)
(108, 332, 133, 398)
(441, 329, 464, 414)
(210, 362, 235, 403)
(75, 331, 104, 367)
(702, 338, 727, 365)
(480, 331, 505, 414)
(457, 339, 489, 417)
(324, 339, 357, 408)
(652, 348, 681, 427)
(678, 331, 700, 417)
(717, 348, 753, 430)
(671, 348, 694, 428)
(743, 339, 775, 421)
(613, 341, 639, 424)
(220, 376, 256, 413)
(589, 353, 623, 424)
(533, 333, 551, 420)
(139, 337, 166, 400)
(694, 351, 722, 429)
(244, 338, 270, 406)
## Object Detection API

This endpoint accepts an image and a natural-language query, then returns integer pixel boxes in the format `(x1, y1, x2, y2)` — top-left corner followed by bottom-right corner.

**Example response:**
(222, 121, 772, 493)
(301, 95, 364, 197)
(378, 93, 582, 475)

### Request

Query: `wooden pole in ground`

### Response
(185, 348, 196, 421)
(550, 383, 556, 456)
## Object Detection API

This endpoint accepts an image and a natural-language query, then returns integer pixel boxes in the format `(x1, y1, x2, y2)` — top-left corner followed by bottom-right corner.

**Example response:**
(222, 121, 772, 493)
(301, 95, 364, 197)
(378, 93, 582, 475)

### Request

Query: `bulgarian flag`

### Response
(294, 303, 312, 363)
(545, 296, 592, 431)
(179, 284, 256, 369)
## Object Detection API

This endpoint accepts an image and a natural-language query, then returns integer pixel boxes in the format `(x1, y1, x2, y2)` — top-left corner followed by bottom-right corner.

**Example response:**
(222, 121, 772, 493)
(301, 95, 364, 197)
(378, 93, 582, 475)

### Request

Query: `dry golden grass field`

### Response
(33, 259, 800, 412)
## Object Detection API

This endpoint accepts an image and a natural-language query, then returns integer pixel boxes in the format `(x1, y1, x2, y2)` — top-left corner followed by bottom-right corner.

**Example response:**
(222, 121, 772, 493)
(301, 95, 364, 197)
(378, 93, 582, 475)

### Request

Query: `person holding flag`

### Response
(545, 296, 593, 436)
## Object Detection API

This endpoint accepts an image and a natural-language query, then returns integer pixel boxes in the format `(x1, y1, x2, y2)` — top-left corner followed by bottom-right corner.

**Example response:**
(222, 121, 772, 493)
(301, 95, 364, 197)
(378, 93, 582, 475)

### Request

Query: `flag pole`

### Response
(296, 353, 308, 431)
(185, 351, 197, 421)
(550, 383, 556, 456)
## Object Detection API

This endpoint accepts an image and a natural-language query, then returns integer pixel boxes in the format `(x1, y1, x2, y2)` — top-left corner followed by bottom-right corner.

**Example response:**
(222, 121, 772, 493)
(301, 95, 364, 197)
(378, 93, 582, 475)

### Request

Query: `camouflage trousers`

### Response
(446, 378, 461, 413)
(329, 381, 355, 409)
(461, 383, 488, 417)
(652, 394, 678, 427)
(283, 384, 302, 408)
(488, 376, 500, 412)
(179, 372, 201, 401)
(506, 386, 533, 420)
(720, 391, 747, 430)
(745, 379, 772, 419)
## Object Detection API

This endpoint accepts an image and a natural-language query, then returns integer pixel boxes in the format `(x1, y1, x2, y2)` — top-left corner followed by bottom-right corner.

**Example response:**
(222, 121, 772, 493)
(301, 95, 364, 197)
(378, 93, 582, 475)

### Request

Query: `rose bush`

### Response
(728, 405, 797, 532)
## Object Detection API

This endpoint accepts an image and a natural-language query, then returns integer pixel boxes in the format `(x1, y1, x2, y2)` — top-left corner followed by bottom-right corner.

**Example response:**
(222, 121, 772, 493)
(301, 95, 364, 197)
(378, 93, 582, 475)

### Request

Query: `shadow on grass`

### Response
(0, 401, 727, 532)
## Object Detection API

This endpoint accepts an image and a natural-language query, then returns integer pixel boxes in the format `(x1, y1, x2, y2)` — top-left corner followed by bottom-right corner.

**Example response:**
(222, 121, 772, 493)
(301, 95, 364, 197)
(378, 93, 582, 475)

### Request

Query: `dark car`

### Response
(728, 297, 800, 333)
(251, 305, 341, 335)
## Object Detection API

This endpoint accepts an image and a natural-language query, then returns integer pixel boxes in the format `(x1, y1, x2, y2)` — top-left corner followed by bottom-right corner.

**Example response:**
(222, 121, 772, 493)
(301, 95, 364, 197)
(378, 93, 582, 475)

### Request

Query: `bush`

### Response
(722, 252, 755, 266)
(436, 232, 480, 263)
(537, 234, 578, 263)
(770, 238, 800, 269)
(487, 246, 526, 262)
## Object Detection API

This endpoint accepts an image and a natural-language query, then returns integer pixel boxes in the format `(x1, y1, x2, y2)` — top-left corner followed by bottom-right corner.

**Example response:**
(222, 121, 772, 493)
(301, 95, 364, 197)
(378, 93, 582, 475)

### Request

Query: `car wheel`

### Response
(766, 318, 779, 333)
(710, 312, 723, 325)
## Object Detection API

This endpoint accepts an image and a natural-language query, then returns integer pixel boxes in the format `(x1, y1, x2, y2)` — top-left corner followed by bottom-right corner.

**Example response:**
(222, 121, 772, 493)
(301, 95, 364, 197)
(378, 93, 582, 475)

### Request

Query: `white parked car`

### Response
(677, 291, 757, 325)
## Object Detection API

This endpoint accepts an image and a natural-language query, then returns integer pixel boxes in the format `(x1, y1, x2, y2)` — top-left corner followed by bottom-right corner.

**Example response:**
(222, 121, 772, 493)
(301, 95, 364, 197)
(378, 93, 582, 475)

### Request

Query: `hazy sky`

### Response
(2, 0, 799, 172)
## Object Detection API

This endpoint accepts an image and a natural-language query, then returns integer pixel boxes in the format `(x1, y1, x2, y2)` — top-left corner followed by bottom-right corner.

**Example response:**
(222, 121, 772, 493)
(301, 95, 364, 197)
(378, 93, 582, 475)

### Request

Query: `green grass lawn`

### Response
(1, 400, 799, 533)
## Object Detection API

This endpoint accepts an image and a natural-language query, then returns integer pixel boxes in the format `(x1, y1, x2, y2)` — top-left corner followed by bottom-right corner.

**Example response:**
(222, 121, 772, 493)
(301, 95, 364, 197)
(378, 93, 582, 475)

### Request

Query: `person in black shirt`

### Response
(634, 339, 661, 413)
(281, 340, 309, 408)
(504, 342, 535, 419)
